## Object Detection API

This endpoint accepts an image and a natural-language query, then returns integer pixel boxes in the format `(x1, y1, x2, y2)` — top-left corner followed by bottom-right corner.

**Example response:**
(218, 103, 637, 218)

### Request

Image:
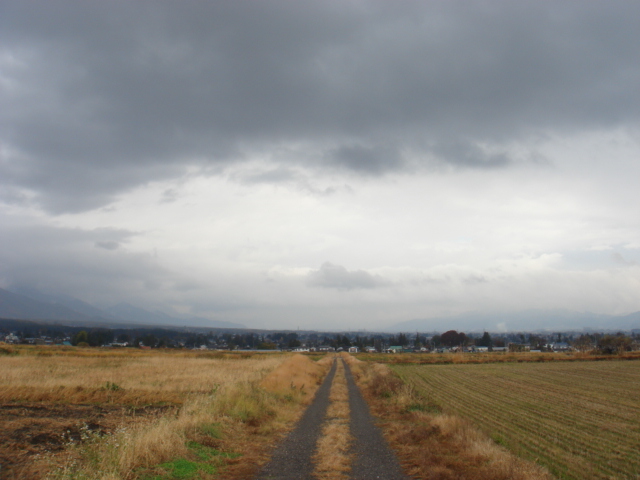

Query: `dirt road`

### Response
(256, 358, 407, 480)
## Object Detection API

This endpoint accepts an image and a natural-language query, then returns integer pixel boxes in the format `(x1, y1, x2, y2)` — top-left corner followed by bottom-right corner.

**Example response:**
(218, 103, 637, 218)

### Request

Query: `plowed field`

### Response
(393, 360, 640, 479)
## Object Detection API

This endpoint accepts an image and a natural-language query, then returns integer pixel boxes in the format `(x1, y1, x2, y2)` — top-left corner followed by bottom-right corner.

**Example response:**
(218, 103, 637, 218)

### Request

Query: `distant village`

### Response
(1, 318, 638, 355)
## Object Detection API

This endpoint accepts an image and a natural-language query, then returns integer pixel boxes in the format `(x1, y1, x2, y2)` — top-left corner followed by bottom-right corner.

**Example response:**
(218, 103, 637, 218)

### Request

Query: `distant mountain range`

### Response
(388, 309, 640, 333)
(2, 285, 638, 334)
(0, 287, 245, 329)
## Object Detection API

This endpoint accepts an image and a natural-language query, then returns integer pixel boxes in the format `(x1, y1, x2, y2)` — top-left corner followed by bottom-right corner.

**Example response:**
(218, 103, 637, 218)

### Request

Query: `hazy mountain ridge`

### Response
(1, 287, 244, 329)
(3, 286, 638, 333)
(389, 309, 640, 333)
(0, 288, 92, 323)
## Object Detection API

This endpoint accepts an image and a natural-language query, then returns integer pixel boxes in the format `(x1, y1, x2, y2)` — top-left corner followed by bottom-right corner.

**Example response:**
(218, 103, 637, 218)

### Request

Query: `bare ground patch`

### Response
(0, 403, 176, 479)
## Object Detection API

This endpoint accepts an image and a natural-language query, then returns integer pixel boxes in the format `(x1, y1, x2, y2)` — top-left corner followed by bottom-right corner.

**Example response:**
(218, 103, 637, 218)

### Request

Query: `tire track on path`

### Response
(256, 357, 408, 480)
(343, 359, 408, 480)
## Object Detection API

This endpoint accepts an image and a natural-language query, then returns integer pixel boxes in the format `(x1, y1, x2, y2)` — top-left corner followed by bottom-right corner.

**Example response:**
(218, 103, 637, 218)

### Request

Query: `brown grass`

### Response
(260, 353, 327, 404)
(0, 346, 333, 480)
(0, 347, 282, 405)
(312, 358, 354, 480)
(356, 350, 640, 365)
(353, 359, 552, 480)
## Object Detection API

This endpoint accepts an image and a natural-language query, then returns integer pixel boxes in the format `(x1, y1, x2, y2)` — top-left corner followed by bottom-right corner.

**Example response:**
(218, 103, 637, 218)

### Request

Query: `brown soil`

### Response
(0, 402, 177, 479)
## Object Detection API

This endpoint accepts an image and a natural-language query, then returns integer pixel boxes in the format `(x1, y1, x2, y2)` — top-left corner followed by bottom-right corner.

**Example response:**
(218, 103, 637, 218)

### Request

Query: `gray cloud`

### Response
(0, 222, 164, 303)
(431, 140, 511, 169)
(95, 240, 120, 251)
(2, 1, 640, 212)
(307, 262, 389, 290)
(326, 144, 405, 175)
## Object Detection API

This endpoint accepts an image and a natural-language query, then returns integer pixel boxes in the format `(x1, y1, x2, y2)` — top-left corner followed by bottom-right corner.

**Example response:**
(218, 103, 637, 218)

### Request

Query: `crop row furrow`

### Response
(512, 367, 640, 407)
(412, 387, 630, 479)
(394, 363, 640, 480)
(410, 367, 640, 465)
(408, 366, 640, 432)
(407, 368, 608, 437)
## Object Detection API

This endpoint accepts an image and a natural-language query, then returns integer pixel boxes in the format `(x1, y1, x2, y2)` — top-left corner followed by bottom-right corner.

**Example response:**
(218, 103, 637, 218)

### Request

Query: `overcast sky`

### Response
(1, 1, 639, 331)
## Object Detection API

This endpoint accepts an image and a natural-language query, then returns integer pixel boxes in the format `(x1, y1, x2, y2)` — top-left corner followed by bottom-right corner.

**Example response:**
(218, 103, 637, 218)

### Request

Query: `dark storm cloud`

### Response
(2, 1, 639, 212)
(431, 140, 510, 169)
(327, 144, 405, 175)
(307, 262, 389, 290)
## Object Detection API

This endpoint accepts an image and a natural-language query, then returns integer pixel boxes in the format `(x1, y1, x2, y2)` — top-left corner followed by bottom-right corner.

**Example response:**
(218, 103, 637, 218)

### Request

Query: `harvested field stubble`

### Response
(394, 360, 640, 480)
(354, 359, 552, 480)
(356, 350, 640, 365)
(0, 347, 331, 480)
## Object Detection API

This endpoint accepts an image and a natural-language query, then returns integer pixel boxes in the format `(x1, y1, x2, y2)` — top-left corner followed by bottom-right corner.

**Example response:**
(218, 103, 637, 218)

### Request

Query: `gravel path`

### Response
(343, 360, 409, 480)
(256, 359, 338, 480)
(256, 358, 409, 480)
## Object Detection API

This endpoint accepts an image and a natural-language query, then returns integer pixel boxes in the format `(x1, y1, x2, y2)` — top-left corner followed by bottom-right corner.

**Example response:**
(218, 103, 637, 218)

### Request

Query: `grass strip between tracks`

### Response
(312, 357, 354, 479)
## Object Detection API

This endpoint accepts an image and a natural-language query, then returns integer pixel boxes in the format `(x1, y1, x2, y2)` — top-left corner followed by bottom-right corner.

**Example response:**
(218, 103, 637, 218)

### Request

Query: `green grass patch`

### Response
(149, 457, 215, 479)
(406, 401, 442, 414)
(141, 441, 241, 480)
(197, 423, 222, 439)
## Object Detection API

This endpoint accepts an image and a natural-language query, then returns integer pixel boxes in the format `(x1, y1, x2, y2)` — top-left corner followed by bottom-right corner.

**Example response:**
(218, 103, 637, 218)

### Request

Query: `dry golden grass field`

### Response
(391, 359, 640, 480)
(0, 345, 330, 480)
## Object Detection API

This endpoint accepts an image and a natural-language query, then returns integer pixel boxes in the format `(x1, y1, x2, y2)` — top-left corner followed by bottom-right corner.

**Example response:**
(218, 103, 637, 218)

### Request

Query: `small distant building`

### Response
(365, 346, 377, 353)
(348, 346, 359, 353)
(317, 345, 335, 352)
(508, 343, 531, 352)
(551, 342, 572, 352)
(386, 346, 403, 353)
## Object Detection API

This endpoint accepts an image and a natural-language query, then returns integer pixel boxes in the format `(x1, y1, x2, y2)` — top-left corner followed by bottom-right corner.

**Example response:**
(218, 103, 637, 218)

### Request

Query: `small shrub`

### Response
(369, 371, 403, 398)
(197, 423, 221, 439)
(103, 381, 122, 391)
(491, 433, 508, 447)
(406, 402, 442, 414)
(0, 345, 17, 356)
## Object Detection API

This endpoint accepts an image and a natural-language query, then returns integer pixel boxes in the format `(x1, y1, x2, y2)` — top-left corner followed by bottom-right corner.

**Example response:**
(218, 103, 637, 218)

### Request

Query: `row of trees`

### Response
(4, 317, 637, 353)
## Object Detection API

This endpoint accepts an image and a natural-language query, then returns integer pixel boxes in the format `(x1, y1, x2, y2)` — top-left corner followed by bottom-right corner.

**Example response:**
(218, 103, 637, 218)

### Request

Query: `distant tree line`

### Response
(1, 318, 638, 354)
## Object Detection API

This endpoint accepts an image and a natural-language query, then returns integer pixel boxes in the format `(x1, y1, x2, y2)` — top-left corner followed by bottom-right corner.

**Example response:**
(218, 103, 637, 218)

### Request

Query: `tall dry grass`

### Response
(0, 348, 332, 480)
(0, 348, 279, 405)
(260, 353, 327, 403)
(353, 358, 552, 480)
